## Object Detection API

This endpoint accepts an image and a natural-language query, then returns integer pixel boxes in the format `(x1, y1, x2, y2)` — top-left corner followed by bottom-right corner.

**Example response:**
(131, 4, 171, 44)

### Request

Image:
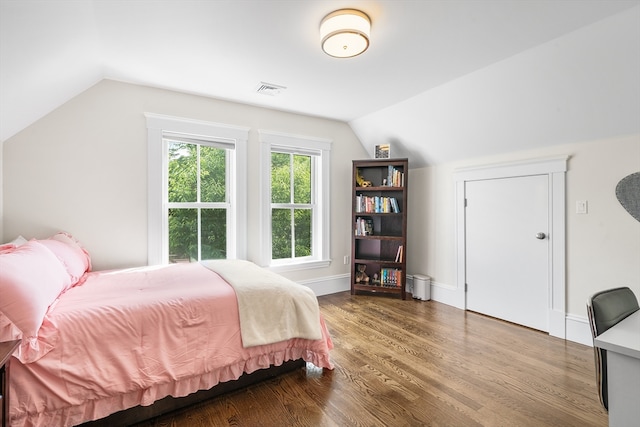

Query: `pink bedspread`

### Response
(9, 263, 333, 427)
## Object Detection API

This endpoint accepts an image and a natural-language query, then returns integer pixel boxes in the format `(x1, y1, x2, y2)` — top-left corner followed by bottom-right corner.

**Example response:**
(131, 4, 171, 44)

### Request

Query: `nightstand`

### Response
(1, 340, 20, 427)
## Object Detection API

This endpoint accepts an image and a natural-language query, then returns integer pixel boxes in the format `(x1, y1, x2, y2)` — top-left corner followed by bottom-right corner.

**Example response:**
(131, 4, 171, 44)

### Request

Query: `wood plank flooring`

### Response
(134, 291, 607, 427)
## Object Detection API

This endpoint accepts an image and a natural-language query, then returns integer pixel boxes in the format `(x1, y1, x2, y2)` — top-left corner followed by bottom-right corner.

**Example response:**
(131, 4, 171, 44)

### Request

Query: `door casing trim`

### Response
(454, 156, 568, 338)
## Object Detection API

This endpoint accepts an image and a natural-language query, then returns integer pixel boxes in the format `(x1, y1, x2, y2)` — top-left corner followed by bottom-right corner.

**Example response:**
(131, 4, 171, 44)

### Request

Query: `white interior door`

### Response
(465, 175, 549, 331)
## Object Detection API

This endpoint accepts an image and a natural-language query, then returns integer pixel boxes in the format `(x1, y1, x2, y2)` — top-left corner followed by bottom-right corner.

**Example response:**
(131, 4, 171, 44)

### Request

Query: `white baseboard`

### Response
(304, 273, 594, 347)
(408, 276, 593, 346)
(566, 314, 594, 346)
(299, 273, 350, 296)
(405, 275, 465, 308)
(429, 280, 465, 309)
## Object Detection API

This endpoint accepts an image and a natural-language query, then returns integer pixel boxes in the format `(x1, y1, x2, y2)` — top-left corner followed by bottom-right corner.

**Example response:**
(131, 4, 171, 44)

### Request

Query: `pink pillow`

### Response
(0, 312, 21, 342)
(39, 236, 91, 287)
(50, 232, 91, 272)
(0, 243, 15, 253)
(0, 240, 71, 339)
(0, 236, 27, 254)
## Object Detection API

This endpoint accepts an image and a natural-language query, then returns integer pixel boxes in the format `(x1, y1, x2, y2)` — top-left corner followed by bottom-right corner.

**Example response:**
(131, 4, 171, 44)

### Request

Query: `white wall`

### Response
(2, 80, 368, 284)
(350, 5, 640, 168)
(408, 134, 640, 329)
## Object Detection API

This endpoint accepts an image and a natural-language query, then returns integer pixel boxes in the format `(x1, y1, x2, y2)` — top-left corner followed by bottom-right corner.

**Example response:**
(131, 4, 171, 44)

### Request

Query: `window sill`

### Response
(268, 259, 331, 273)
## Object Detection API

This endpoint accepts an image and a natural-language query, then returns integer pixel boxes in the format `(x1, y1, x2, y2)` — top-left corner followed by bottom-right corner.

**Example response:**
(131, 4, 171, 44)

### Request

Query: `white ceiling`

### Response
(1, 0, 639, 167)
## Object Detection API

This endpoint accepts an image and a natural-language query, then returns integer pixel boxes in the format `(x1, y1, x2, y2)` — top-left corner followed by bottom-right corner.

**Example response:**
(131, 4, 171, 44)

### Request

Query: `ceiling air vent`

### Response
(255, 82, 286, 96)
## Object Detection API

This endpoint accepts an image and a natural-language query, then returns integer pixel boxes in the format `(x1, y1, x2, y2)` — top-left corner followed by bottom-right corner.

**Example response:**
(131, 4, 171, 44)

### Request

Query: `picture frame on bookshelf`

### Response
(374, 144, 390, 159)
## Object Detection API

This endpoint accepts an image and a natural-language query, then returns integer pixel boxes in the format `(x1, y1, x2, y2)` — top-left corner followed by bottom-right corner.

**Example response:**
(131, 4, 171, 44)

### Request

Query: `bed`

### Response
(0, 233, 334, 427)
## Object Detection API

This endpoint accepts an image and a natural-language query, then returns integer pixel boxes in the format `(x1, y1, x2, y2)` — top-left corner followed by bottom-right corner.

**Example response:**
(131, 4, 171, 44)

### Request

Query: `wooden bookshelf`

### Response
(351, 159, 408, 299)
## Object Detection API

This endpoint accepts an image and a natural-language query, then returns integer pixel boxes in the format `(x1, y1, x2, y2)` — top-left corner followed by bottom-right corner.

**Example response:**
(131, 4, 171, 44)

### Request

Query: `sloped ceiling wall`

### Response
(350, 6, 640, 167)
(0, 1, 104, 144)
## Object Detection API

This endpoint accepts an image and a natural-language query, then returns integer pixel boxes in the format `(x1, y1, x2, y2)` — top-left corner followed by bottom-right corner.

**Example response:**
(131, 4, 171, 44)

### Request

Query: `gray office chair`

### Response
(586, 287, 639, 411)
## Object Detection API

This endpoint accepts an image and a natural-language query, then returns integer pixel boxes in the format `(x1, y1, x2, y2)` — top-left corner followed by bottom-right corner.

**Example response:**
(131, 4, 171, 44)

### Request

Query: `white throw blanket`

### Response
(201, 260, 322, 347)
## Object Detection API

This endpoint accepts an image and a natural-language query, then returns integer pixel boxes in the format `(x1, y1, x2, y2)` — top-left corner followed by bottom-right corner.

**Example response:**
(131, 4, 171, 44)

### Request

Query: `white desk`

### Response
(594, 310, 640, 427)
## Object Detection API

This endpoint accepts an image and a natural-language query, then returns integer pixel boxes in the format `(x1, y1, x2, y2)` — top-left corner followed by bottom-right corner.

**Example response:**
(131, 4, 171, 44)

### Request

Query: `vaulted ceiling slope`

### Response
(1, 1, 639, 167)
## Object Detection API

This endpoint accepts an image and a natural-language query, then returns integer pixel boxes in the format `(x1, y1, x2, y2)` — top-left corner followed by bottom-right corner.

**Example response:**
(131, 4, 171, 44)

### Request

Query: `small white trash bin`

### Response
(413, 274, 431, 301)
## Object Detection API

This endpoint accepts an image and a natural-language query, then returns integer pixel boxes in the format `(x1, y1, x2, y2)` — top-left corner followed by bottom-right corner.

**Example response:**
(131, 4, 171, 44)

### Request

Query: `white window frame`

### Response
(259, 130, 332, 272)
(146, 113, 248, 265)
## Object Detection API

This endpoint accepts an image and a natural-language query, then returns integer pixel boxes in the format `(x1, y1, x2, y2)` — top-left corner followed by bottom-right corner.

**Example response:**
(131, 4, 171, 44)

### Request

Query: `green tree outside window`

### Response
(271, 152, 312, 260)
(167, 142, 227, 262)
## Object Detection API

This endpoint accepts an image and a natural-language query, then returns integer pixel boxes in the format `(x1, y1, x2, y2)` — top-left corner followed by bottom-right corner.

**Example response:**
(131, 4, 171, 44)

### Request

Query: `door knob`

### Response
(535, 232, 546, 240)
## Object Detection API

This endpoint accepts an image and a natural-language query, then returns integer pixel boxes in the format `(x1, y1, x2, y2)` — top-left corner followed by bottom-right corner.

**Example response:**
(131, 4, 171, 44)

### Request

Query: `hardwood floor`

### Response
(135, 291, 607, 427)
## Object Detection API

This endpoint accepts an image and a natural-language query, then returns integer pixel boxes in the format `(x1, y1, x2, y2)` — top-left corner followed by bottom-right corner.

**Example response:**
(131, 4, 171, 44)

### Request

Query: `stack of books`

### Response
(355, 195, 400, 213)
(386, 165, 405, 187)
(354, 217, 374, 236)
(380, 268, 402, 287)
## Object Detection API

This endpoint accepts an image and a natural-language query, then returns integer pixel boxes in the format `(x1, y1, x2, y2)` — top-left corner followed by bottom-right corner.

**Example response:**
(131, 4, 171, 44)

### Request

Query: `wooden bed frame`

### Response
(80, 359, 305, 426)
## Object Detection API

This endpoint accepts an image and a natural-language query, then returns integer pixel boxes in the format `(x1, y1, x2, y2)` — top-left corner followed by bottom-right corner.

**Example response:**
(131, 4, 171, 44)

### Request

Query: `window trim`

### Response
(146, 113, 249, 265)
(259, 130, 332, 272)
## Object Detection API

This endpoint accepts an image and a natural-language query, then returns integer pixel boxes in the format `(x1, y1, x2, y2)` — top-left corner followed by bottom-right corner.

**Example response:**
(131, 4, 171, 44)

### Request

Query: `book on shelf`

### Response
(395, 245, 403, 262)
(356, 195, 401, 214)
(355, 217, 374, 236)
(386, 165, 405, 187)
(380, 268, 402, 287)
(390, 197, 400, 213)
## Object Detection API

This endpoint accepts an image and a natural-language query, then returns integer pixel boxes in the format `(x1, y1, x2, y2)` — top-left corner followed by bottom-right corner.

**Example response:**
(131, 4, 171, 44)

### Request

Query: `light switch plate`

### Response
(576, 200, 588, 214)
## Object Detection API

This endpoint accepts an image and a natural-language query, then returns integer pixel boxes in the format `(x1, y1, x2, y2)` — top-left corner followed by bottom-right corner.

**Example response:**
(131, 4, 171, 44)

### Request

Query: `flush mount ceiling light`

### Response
(320, 9, 371, 58)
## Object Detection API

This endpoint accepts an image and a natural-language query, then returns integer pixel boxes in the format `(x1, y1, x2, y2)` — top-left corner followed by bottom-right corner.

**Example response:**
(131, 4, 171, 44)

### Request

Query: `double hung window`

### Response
(260, 130, 332, 271)
(270, 150, 313, 260)
(165, 135, 230, 262)
(146, 114, 248, 265)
